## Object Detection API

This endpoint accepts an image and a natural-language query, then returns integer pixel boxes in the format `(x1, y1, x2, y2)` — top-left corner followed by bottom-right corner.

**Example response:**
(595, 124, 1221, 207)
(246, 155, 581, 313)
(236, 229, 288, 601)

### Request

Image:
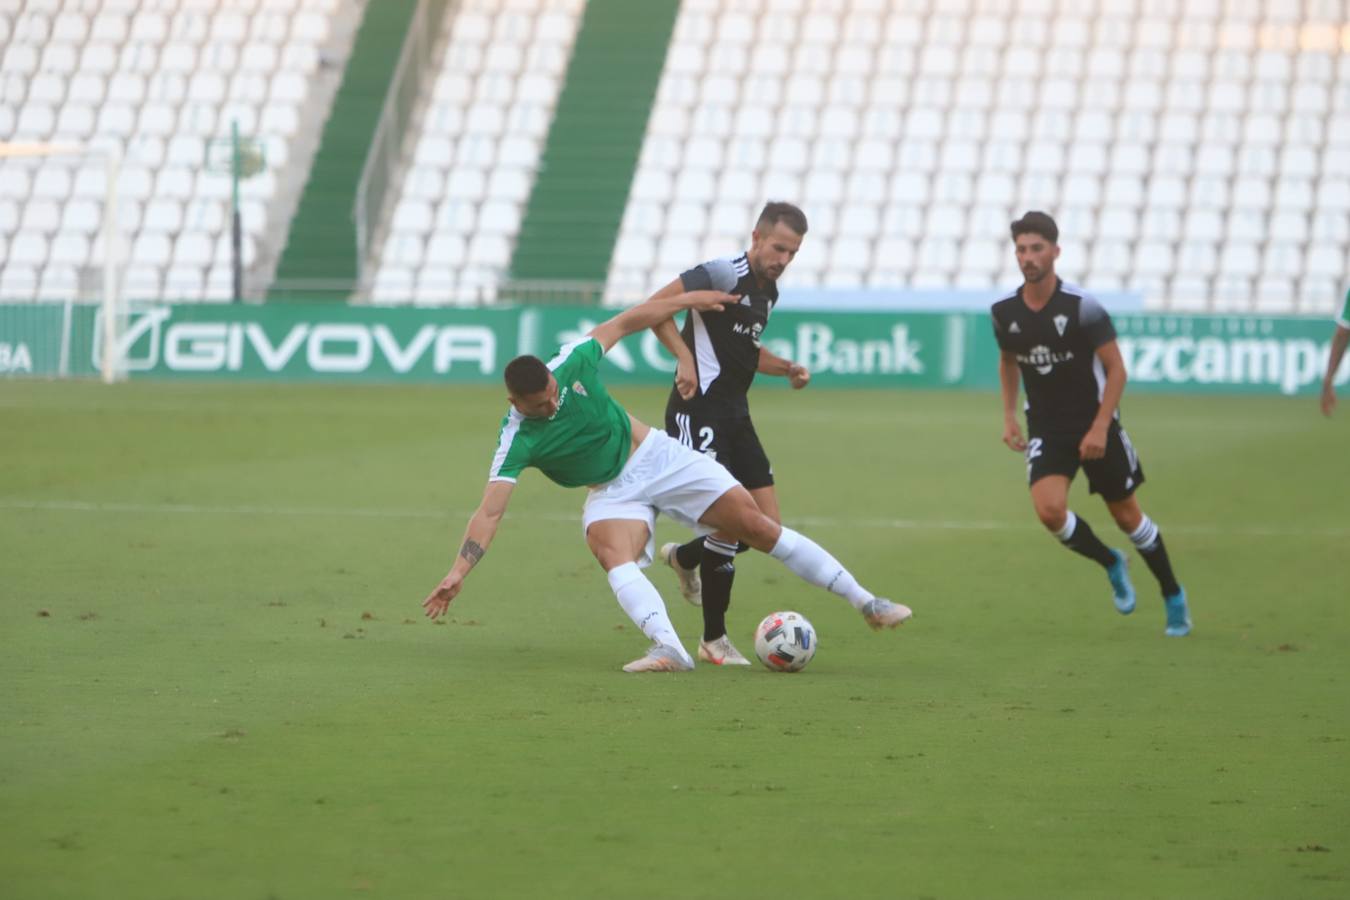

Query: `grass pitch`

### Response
(2, 381, 1347, 899)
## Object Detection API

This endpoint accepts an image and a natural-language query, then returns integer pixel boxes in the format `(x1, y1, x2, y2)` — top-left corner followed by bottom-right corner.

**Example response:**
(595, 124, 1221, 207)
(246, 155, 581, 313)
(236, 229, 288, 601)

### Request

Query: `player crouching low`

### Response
(421, 289, 912, 672)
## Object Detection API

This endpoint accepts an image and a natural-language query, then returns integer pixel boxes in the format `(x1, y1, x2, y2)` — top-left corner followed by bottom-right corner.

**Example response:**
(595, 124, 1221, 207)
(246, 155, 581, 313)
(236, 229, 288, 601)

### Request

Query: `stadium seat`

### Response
(383, 233, 426, 268)
(143, 200, 184, 234)
(1219, 241, 1260, 276)
(164, 265, 205, 300)
(0, 265, 40, 301)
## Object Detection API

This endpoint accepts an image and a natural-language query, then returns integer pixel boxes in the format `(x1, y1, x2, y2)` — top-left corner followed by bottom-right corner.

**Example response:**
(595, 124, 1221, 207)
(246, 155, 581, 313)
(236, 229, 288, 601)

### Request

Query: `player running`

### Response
(992, 211, 1191, 636)
(640, 201, 832, 666)
(421, 288, 913, 672)
(1319, 284, 1349, 416)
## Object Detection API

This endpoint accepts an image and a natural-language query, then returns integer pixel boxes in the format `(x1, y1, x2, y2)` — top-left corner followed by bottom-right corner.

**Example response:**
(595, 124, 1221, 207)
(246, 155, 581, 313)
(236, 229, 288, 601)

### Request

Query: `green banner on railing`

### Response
(2, 302, 1345, 395)
(0, 302, 98, 378)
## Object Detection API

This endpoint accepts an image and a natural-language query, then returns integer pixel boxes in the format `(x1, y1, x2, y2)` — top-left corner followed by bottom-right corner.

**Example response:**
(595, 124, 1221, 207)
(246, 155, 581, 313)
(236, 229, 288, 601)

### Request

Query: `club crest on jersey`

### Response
(1053, 314, 1069, 336)
(572, 380, 588, 397)
(1009, 321, 1021, 333)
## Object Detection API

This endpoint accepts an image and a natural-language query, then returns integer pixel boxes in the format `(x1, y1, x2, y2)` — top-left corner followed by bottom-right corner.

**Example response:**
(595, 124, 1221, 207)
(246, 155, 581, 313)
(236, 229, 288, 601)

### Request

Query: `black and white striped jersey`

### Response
(668, 252, 778, 417)
(991, 279, 1118, 435)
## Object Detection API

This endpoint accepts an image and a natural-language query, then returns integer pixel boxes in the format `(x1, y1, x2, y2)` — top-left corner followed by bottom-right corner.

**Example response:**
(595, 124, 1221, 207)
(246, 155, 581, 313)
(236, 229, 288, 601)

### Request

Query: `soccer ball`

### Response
(753, 611, 817, 672)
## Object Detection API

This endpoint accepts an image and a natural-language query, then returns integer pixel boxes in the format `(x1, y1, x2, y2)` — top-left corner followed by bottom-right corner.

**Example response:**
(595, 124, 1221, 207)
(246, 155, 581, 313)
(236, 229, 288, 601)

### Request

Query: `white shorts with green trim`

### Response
(581, 428, 740, 567)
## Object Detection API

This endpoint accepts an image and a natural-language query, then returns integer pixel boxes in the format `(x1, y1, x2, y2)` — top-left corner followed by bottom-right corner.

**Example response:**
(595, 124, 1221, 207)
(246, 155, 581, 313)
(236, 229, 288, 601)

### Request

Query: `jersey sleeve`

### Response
(488, 412, 530, 483)
(990, 306, 1011, 351)
(1336, 287, 1350, 328)
(1079, 295, 1118, 348)
(546, 336, 604, 375)
(679, 257, 739, 293)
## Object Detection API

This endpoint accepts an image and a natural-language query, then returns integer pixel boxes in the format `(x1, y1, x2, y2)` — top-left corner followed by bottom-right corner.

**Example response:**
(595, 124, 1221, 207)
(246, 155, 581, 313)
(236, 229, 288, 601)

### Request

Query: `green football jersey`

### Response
(1337, 286, 1350, 328)
(488, 338, 633, 488)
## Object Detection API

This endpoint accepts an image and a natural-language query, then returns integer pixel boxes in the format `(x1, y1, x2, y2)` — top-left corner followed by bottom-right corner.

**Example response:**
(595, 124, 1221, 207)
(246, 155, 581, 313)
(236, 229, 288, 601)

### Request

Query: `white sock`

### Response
(1128, 515, 1160, 551)
(1054, 510, 1078, 541)
(769, 526, 875, 611)
(607, 562, 689, 661)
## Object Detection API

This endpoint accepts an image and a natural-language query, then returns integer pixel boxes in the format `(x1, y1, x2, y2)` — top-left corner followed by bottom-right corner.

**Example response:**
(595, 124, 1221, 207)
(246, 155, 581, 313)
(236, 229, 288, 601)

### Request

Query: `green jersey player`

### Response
(1319, 285, 1350, 417)
(421, 290, 912, 672)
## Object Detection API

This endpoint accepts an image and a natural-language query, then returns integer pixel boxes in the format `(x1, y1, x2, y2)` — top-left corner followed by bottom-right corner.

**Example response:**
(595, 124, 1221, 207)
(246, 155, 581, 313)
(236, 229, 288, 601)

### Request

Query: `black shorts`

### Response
(665, 411, 774, 490)
(1026, 421, 1145, 502)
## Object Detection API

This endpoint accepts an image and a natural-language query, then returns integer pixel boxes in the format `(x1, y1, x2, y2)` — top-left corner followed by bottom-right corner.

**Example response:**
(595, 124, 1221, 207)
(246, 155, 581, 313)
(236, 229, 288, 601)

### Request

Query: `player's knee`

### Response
(586, 535, 632, 571)
(736, 511, 780, 552)
(1034, 502, 1067, 532)
(592, 547, 638, 571)
(1110, 506, 1142, 532)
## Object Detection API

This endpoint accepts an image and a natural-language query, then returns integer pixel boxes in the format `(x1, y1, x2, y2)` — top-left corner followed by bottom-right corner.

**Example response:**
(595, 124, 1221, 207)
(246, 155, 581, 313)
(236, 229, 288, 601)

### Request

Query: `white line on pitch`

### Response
(1, 498, 1346, 539)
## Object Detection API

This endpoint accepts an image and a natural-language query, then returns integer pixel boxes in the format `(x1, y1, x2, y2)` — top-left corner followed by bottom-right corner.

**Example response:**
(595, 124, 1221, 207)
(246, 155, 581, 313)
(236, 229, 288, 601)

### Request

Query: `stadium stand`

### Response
(3, 1, 1346, 313)
(604, 0, 1350, 312)
(0, 0, 357, 302)
(364, 0, 587, 305)
(271, 0, 417, 302)
(507, 0, 683, 296)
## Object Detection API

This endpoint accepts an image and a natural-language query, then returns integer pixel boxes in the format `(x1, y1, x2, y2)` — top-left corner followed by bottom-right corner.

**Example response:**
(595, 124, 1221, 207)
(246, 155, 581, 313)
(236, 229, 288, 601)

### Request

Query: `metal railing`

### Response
(496, 279, 609, 305)
(352, 0, 453, 285)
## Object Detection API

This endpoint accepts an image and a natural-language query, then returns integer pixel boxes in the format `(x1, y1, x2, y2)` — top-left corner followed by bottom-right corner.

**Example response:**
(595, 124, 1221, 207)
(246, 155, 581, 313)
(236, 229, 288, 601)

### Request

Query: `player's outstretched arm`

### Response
(589, 290, 735, 353)
(422, 480, 514, 619)
(1321, 324, 1349, 417)
(757, 346, 810, 389)
(643, 278, 699, 399)
(998, 351, 1027, 451)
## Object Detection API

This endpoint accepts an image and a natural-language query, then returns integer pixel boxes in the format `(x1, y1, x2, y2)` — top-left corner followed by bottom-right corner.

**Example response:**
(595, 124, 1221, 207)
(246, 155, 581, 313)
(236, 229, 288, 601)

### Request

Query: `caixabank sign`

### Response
(2, 302, 1346, 394)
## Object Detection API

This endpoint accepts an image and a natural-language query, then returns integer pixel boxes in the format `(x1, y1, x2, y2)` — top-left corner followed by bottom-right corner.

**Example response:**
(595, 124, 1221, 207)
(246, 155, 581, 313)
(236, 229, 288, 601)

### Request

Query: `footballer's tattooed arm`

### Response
(459, 539, 486, 568)
(423, 480, 514, 619)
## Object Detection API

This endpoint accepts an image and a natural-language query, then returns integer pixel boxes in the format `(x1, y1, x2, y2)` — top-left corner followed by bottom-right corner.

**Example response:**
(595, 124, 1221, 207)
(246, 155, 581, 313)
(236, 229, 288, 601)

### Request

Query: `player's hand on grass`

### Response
(675, 358, 697, 400)
(1321, 381, 1337, 417)
(1079, 424, 1108, 460)
(788, 364, 811, 390)
(1002, 419, 1027, 452)
(422, 571, 464, 619)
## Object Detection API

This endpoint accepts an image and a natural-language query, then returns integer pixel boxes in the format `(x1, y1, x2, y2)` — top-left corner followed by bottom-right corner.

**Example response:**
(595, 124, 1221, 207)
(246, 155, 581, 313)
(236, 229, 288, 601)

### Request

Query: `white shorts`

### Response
(581, 429, 741, 567)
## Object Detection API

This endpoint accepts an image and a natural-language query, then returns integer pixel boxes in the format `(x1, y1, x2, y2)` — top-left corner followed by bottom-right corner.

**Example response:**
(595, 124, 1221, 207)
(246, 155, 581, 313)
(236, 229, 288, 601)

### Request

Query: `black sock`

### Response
(1129, 518, 1182, 596)
(674, 537, 703, 570)
(700, 537, 738, 642)
(1058, 512, 1117, 568)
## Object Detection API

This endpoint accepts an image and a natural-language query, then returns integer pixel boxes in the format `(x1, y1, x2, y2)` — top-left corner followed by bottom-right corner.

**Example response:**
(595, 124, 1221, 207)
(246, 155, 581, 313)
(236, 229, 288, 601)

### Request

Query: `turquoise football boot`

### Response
(1107, 549, 1136, 614)
(1164, 587, 1191, 637)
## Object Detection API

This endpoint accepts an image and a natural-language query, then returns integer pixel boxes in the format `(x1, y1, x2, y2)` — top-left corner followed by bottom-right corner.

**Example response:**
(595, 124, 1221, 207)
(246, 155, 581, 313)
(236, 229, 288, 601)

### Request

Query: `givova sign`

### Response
(107, 305, 519, 381)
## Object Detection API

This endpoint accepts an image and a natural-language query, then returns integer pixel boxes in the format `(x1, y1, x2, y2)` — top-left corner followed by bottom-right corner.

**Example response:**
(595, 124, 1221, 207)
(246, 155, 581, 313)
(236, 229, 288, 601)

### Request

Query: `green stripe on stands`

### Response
(269, 0, 417, 302)
(507, 0, 681, 292)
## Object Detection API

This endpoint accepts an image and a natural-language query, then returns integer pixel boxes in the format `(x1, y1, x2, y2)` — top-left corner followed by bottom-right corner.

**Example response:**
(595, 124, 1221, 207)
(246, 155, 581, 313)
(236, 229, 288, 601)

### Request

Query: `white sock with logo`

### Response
(1128, 515, 1160, 551)
(769, 526, 875, 611)
(606, 562, 690, 662)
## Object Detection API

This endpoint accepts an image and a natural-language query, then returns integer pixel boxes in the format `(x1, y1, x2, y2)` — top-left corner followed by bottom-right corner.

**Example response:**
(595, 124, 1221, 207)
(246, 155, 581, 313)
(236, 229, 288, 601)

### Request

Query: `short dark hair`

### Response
(504, 355, 550, 396)
(1010, 211, 1059, 245)
(756, 201, 808, 236)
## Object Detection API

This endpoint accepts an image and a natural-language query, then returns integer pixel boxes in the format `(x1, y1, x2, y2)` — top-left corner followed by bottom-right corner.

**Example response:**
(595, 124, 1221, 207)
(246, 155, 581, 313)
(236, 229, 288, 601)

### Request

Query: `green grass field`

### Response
(2, 381, 1347, 899)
